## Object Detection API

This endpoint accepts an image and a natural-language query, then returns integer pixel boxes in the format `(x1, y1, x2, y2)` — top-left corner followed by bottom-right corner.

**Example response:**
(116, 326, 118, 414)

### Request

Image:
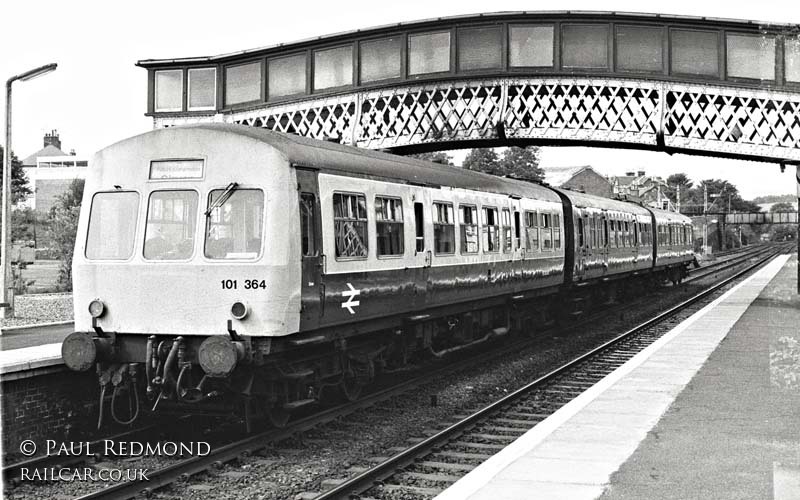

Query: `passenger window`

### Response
(332, 192, 368, 259)
(205, 189, 264, 259)
(634, 222, 639, 246)
(553, 214, 561, 250)
(513, 211, 521, 250)
(577, 217, 585, 248)
(622, 221, 628, 247)
(460, 205, 479, 254)
(502, 209, 512, 253)
(525, 211, 539, 250)
(375, 196, 404, 257)
(433, 202, 455, 255)
(144, 190, 199, 260)
(482, 206, 500, 253)
(300, 193, 316, 257)
(541, 213, 553, 251)
(603, 218, 609, 247)
(86, 192, 139, 260)
(414, 202, 425, 253)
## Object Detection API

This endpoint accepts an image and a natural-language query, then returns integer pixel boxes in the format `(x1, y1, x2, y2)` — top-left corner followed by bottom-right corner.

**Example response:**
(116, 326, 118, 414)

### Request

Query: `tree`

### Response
(47, 179, 84, 291)
(665, 173, 693, 212)
(0, 145, 33, 204)
(770, 202, 795, 212)
(500, 146, 544, 181)
(462, 148, 502, 175)
(408, 151, 454, 165)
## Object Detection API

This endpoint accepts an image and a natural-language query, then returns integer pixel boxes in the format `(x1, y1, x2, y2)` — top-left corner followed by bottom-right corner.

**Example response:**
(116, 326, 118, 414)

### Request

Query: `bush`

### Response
(46, 179, 84, 291)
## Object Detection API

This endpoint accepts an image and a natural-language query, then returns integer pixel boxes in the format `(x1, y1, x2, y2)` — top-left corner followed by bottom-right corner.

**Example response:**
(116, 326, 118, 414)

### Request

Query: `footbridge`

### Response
(138, 11, 800, 165)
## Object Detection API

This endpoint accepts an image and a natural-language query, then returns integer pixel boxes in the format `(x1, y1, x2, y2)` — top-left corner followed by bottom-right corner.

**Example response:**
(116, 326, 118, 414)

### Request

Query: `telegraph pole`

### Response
(703, 183, 708, 254)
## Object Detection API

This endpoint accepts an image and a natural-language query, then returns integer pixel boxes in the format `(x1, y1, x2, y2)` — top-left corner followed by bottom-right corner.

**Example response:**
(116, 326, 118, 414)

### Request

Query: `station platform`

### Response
(436, 253, 799, 500)
(0, 342, 64, 381)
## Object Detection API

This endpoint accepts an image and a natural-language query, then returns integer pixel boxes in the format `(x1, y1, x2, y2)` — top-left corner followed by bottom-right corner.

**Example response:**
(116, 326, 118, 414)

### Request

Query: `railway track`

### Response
(6, 244, 788, 499)
(312, 243, 793, 500)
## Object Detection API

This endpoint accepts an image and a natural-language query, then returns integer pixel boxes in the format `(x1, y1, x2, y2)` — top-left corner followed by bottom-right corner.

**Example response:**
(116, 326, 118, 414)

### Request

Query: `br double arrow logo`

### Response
(341, 283, 361, 314)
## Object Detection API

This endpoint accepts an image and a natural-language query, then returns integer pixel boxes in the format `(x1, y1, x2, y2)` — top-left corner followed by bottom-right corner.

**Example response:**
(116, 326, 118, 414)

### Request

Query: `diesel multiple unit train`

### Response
(62, 124, 695, 427)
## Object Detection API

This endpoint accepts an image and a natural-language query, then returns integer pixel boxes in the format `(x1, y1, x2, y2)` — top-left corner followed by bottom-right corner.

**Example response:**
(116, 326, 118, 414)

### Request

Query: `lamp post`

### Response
(3, 63, 57, 319)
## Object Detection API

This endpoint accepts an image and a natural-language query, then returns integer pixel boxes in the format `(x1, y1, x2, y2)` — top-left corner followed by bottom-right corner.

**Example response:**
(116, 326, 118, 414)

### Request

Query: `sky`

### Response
(2, 0, 799, 199)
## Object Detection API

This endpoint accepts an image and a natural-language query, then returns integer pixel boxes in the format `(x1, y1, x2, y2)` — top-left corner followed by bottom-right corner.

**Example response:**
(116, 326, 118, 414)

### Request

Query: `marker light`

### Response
(89, 299, 106, 318)
(231, 301, 249, 320)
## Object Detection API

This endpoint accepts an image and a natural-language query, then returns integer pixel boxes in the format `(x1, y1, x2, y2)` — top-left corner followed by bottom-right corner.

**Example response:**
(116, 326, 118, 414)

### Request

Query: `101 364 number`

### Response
(221, 279, 267, 290)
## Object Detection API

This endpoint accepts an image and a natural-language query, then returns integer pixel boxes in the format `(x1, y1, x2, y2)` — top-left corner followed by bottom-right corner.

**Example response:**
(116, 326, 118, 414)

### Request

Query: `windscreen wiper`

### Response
(205, 182, 239, 216)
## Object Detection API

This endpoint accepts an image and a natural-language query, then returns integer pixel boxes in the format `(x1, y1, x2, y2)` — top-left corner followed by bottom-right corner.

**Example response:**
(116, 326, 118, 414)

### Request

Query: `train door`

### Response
(575, 208, 587, 278)
(296, 168, 324, 330)
(599, 211, 609, 273)
(411, 190, 431, 308)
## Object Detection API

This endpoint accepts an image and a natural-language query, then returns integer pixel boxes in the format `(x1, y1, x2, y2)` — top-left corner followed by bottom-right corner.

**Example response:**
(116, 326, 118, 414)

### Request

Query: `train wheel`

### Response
(267, 404, 291, 428)
(340, 373, 363, 402)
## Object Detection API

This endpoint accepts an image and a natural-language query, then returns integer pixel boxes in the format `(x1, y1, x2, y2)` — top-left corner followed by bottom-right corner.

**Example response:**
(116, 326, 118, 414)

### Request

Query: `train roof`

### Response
(156, 124, 563, 203)
(551, 188, 653, 216)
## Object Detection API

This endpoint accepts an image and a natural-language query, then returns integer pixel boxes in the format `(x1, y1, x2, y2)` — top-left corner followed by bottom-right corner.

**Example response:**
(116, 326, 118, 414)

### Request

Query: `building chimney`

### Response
(44, 130, 61, 150)
(637, 170, 646, 177)
(625, 171, 635, 177)
(70, 149, 76, 156)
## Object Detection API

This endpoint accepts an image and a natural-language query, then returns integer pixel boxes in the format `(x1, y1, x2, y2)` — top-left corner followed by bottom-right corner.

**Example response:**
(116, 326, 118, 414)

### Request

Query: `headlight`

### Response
(88, 299, 106, 318)
(231, 301, 248, 320)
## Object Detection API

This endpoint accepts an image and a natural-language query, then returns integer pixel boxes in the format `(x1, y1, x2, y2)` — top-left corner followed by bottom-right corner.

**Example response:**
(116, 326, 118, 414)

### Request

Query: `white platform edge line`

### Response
(435, 254, 790, 500)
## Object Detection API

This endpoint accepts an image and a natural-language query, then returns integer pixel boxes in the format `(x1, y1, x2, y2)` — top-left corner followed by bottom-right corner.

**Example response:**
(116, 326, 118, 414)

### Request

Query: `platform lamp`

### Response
(2, 63, 57, 318)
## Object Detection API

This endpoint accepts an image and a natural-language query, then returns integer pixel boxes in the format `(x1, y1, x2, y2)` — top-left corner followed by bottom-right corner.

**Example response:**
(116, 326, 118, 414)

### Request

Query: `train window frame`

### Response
(524, 210, 539, 251)
(154, 69, 184, 113)
(481, 205, 500, 253)
(553, 213, 561, 250)
(187, 67, 217, 112)
(501, 208, 512, 253)
(332, 191, 369, 260)
(85, 191, 141, 262)
(375, 195, 405, 258)
(432, 201, 456, 256)
(224, 59, 264, 108)
(143, 189, 200, 262)
(459, 204, 479, 255)
(540, 212, 553, 251)
(204, 188, 266, 261)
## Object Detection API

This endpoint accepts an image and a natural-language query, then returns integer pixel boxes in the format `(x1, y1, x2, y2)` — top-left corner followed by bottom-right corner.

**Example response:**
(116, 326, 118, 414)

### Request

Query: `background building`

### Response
(20, 130, 88, 213)
(543, 165, 613, 198)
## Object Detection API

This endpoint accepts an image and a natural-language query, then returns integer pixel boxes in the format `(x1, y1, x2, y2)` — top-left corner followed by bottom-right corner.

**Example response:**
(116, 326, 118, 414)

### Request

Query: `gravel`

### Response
(0, 293, 73, 329)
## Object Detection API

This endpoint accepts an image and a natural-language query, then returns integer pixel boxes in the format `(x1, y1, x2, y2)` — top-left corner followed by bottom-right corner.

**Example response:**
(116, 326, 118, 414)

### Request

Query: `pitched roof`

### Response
(21, 145, 68, 166)
(543, 165, 596, 187)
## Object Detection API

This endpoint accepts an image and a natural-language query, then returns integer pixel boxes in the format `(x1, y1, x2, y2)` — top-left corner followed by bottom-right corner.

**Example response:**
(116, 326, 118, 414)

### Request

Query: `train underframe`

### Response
(66, 264, 688, 430)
